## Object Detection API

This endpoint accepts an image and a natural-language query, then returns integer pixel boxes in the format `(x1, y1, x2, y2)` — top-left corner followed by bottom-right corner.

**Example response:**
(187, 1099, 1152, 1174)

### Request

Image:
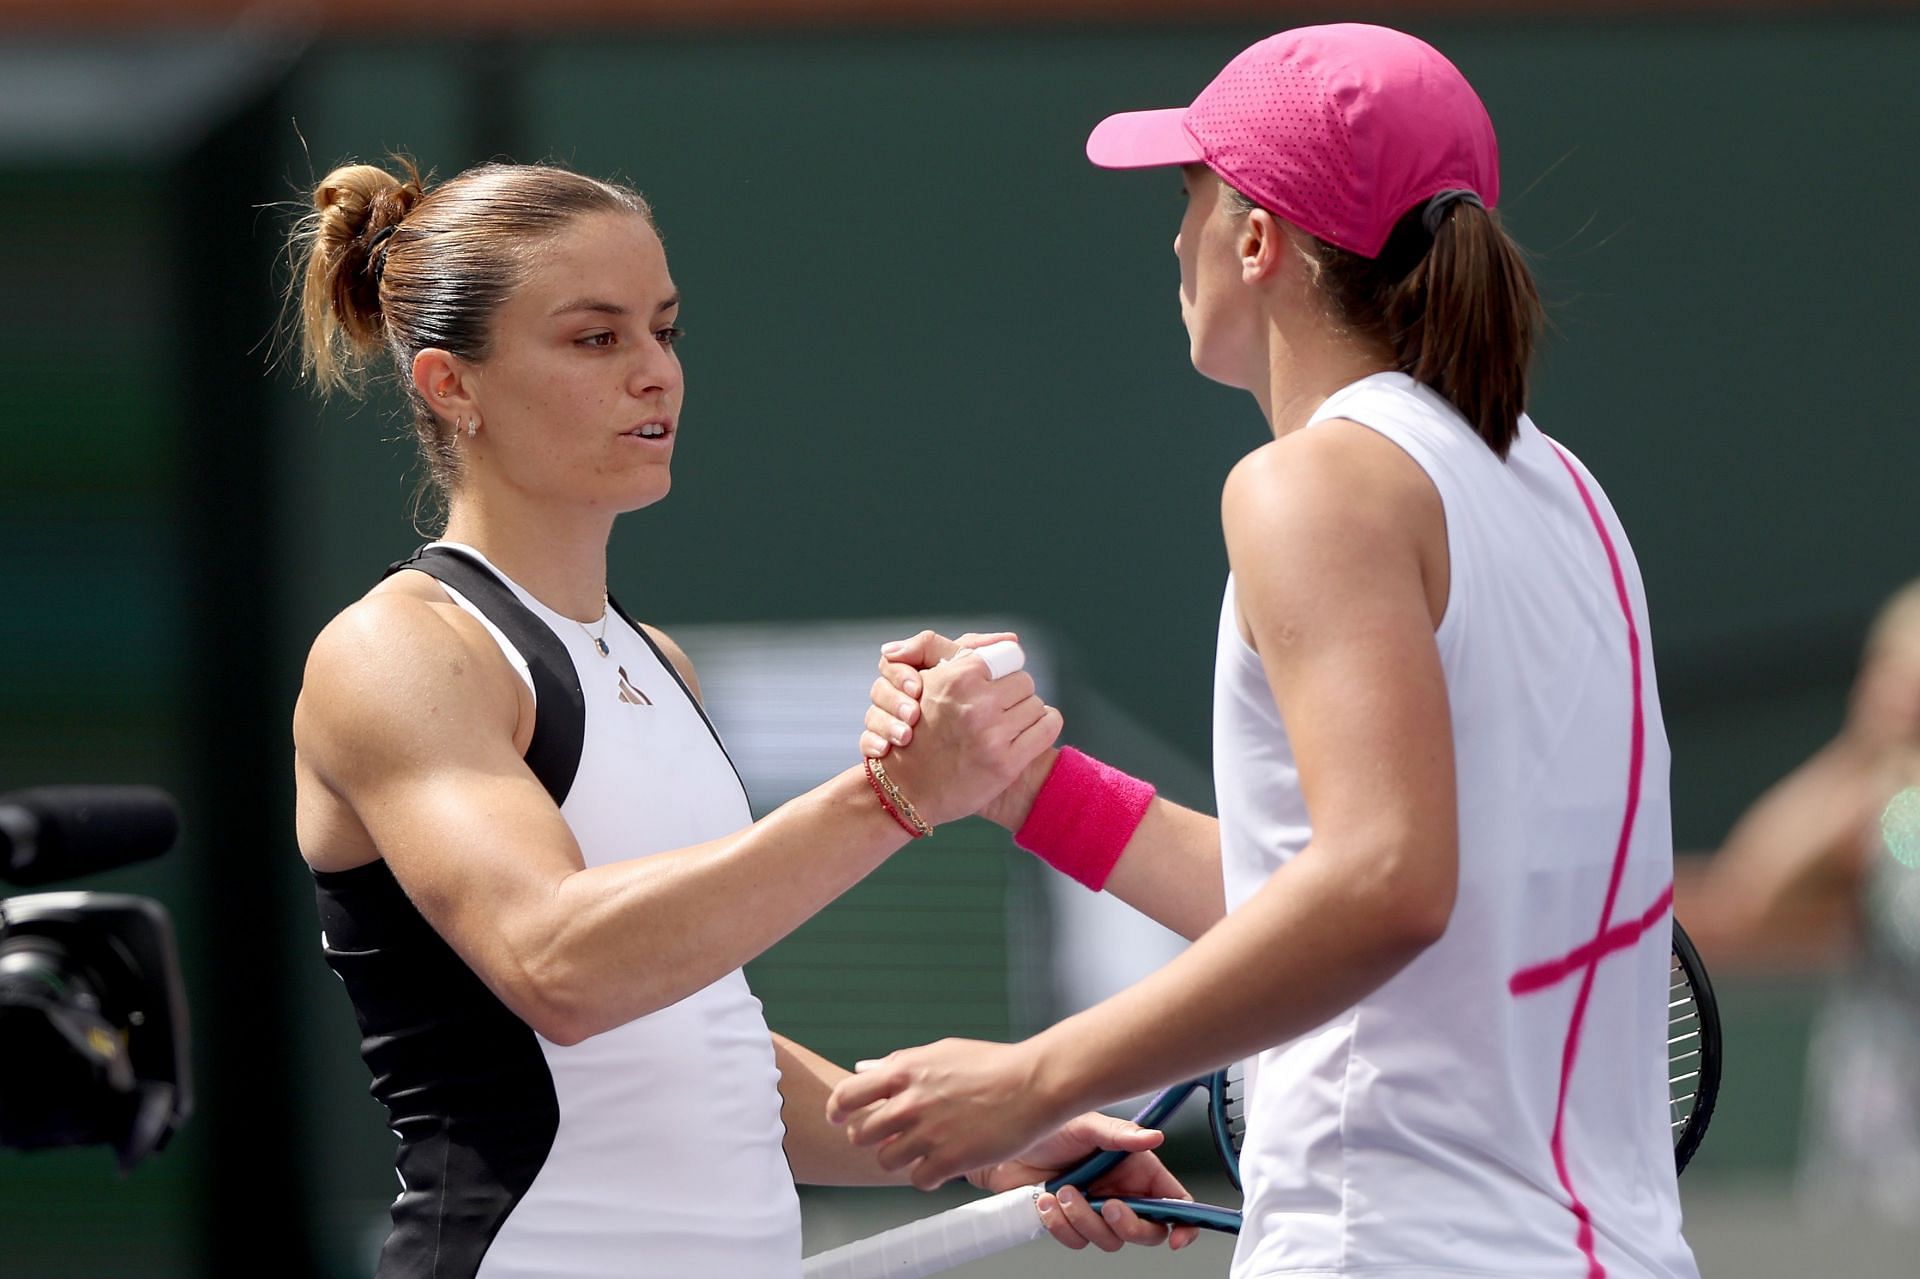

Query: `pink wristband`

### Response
(1013, 746, 1156, 891)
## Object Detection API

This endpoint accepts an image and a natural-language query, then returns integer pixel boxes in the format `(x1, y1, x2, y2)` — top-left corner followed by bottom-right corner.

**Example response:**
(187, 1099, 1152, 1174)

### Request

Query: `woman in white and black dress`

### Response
(287, 156, 1193, 1277)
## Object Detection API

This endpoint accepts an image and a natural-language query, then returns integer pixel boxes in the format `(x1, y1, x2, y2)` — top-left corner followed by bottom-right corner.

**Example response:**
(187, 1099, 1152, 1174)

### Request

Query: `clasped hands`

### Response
(839, 629, 1198, 1254)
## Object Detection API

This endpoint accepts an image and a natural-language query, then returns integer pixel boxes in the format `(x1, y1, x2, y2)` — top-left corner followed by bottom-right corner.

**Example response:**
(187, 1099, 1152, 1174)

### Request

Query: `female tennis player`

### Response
(286, 156, 1195, 1277)
(835, 24, 1700, 1279)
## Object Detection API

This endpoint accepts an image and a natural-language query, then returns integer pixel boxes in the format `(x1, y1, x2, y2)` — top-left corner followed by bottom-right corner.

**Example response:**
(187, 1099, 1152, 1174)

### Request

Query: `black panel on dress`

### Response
(315, 858, 559, 1279)
(386, 544, 586, 808)
(305, 544, 591, 1277)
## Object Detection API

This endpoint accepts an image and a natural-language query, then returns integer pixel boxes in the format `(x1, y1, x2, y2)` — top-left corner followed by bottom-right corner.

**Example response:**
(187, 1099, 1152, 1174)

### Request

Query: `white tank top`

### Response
(436, 543, 803, 1278)
(1213, 376, 1699, 1279)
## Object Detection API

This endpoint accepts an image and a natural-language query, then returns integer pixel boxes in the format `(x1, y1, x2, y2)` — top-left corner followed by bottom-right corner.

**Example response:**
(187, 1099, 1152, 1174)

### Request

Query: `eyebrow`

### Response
(550, 293, 681, 318)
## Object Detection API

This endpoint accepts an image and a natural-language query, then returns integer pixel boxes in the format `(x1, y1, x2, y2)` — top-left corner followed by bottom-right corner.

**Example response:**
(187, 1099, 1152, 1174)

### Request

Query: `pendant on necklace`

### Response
(594, 637, 610, 657)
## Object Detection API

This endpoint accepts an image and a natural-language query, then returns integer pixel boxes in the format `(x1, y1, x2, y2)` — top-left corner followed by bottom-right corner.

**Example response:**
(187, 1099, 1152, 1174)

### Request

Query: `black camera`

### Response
(0, 787, 191, 1170)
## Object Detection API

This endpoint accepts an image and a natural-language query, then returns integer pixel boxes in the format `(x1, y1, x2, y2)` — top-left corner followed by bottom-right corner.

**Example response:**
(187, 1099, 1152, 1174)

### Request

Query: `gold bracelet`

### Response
(862, 757, 920, 838)
(868, 757, 934, 838)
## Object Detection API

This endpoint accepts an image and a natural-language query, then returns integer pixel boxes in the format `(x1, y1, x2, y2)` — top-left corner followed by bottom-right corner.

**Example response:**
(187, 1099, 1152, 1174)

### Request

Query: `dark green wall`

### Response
(0, 165, 203, 1277)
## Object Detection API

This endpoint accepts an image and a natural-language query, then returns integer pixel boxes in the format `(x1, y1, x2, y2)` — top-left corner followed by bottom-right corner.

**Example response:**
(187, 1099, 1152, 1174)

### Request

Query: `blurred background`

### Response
(3, 1, 1919, 1275)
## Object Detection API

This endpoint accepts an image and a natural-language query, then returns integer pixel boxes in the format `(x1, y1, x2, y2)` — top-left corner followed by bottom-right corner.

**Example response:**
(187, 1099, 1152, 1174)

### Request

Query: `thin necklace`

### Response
(581, 596, 611, 657)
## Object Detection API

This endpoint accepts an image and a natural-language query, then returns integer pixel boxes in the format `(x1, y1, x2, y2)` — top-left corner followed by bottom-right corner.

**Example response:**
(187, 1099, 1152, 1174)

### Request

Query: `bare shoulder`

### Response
(1223, 423, 1446, 647)
(1222, 420, 1438, 538)
(639, 622, 704, 702)
(295, 582, 523, 789)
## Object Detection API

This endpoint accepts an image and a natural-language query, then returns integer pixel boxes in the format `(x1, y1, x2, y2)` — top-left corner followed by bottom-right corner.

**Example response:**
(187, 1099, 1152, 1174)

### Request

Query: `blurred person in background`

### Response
(285, 156, 1194, 1277)
(1688, 579, 1920, 1220)
(836, 24, 1699, 1279)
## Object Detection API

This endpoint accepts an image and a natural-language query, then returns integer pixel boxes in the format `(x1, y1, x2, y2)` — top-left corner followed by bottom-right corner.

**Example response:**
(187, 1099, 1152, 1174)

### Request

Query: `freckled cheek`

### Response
(532, 375, 610, 422)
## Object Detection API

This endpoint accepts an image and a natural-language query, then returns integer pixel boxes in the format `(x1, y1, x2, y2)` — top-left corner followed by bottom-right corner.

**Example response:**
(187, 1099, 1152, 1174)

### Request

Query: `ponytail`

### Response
(1229, 185, 1543, 458)
(1384, 201, 1541, 457)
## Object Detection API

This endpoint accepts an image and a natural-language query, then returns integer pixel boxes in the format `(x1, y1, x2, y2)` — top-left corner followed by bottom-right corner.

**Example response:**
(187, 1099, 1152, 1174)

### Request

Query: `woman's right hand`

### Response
(861, 630, 1060, 830)
(868, 631, 1061, 829)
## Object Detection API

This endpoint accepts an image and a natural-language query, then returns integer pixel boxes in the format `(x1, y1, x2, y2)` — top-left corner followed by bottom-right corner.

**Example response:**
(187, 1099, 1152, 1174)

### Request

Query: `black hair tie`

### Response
(366, 224, 399, 283)
(1422, 189, 1485, 237)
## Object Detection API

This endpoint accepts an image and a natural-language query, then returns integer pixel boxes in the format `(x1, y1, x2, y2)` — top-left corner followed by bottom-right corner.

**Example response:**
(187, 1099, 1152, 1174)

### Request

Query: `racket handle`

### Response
(801, 1184, 1045, 1279)
(1045, 1076, 1203, 1193)
(1088, 1195, 1243, 1235)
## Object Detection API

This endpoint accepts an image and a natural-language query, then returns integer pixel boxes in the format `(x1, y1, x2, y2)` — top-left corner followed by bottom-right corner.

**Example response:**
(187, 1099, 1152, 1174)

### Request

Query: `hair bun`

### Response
(315, 161, 424, 258)
(294, 156, 426, 393)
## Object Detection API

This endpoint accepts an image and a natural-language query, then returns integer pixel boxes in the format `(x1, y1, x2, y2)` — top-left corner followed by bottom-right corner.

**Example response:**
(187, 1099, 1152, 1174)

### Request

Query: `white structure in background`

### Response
(675, 619, 1200, 1034)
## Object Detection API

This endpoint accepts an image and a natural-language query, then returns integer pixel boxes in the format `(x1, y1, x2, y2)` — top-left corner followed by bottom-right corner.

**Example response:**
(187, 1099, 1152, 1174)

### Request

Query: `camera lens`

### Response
(0, 935, 100, 1006)
(0, 934, 134, 1151)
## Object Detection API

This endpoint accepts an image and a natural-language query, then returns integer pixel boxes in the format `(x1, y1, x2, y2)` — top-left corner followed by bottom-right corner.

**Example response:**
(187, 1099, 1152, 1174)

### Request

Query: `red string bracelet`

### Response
(864, 757, 928, 838)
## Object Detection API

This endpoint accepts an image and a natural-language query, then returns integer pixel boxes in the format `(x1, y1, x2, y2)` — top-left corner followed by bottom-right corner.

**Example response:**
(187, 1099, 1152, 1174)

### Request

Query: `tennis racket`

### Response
(807, 922, 1719, 1278)
(801, 1065, 1246, 1279)
(1669, 918, 1721, 1174)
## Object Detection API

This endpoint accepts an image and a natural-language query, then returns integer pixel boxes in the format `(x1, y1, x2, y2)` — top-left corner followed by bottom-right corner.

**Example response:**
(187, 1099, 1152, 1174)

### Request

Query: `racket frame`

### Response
(1669, 918, 1722, 1175)
(1052, 1068, 1244, 1234)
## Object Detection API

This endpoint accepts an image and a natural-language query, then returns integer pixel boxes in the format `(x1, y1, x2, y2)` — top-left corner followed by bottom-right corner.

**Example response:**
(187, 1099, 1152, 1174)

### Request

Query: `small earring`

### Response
(466, 419, 480, 439)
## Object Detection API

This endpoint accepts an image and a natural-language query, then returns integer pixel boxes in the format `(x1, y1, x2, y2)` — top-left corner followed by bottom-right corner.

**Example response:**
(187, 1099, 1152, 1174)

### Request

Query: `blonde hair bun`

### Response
(297, 158, 425, 392)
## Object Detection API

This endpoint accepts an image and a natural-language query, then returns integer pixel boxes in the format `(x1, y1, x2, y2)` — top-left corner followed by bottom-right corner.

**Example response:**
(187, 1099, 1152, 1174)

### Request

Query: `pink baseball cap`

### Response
(1086, 24, 1500, 259)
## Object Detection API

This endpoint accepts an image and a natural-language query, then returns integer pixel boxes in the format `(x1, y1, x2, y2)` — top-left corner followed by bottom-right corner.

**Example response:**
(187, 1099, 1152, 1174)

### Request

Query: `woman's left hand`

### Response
(970, 1112, 1203, 1252)
(829, 1037, 1056, 1190)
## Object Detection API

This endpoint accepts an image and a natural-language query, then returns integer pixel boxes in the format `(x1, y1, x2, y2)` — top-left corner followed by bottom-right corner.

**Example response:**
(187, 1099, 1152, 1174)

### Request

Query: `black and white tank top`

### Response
(313, 542, 800, 1278)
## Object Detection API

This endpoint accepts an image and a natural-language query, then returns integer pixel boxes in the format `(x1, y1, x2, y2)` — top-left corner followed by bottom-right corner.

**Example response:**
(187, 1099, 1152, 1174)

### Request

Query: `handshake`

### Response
(850, 630, 1060, 837)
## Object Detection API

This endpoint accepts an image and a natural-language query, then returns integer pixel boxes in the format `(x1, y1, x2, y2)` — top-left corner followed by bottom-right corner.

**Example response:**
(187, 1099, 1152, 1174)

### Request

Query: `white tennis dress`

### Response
(315, 542, 801, 1278)
(1213, 374, 1700, 1278)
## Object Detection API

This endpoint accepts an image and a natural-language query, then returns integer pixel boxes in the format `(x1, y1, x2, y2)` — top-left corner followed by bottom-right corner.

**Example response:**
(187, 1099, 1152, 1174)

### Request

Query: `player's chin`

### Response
(610, 469, 671, 513)
(1188, 339, 1251, 391)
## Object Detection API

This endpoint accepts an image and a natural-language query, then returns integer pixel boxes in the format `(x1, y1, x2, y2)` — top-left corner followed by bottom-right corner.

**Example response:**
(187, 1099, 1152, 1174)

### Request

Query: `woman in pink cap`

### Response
(835, 23, 1700, 1279)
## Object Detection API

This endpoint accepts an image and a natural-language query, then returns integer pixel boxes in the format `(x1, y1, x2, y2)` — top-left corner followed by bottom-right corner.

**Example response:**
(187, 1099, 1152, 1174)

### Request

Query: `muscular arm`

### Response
(296, 594, 913, 1047)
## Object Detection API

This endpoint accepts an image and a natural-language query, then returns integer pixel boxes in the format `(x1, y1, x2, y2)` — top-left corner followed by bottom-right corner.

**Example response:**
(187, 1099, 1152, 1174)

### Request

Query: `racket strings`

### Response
(1224, 1062, 1248, 1154)
(1207, 1060, 1249, 1194)
(1668, 956, 1704, 1137)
